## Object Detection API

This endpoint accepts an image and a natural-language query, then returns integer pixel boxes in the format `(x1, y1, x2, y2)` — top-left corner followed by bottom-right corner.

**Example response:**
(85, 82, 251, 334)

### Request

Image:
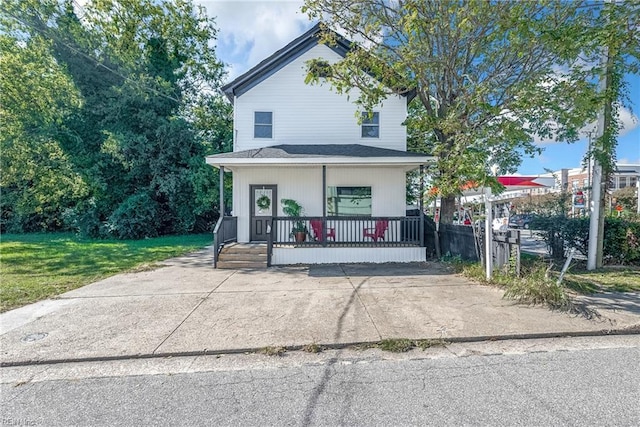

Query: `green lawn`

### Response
(563, 266, 640, 294)
(516, 254, 640, 294)
(0, 233, 212, 312)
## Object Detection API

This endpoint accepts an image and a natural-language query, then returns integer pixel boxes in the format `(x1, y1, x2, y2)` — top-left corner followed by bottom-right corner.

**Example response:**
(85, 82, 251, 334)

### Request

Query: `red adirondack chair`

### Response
(363, 220, 388, 242)
(310, 219, 335, 241)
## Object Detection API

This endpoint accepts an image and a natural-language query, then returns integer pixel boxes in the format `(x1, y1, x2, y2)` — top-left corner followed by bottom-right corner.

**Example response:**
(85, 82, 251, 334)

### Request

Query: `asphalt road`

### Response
(2, 338, 639, 426)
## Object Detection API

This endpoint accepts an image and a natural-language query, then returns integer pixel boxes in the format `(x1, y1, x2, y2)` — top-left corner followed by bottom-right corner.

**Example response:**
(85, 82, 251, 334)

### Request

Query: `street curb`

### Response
(2, 326, 639, 368)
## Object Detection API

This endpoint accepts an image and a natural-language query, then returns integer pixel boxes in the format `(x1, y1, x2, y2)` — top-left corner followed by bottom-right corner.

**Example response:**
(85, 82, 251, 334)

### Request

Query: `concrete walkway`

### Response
(1, 248, 639, 366)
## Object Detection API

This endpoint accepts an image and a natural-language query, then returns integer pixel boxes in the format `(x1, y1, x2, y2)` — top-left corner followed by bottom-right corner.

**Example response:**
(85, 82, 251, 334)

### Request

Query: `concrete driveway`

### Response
(1, 248, 638, 365)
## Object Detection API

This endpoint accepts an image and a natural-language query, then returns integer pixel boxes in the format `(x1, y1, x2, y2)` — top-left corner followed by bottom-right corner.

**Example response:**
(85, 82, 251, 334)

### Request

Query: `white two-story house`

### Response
(206, 24, 434, 266)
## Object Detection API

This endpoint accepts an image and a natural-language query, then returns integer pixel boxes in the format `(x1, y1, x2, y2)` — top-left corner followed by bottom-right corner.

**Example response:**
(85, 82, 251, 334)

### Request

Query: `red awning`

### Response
(497, 176, 555, 188)
(429, 176, 556, 197)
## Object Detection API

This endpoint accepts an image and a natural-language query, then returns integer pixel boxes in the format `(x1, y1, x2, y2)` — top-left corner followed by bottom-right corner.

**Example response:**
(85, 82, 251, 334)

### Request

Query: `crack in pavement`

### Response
(151, 271, 238, 355)
(339, 264, 382, 341)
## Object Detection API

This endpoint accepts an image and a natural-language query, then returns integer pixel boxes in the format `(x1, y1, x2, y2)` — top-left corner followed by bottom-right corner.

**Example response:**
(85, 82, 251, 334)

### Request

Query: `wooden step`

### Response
(217, 260, 267, 269)
(216, 243, 268, 269)
(222, 243, 267, 255)
(218, 252, 267, 262)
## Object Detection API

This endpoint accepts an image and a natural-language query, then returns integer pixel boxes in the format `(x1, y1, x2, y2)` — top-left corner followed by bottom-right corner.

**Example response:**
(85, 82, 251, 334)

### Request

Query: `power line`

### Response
(4, 10, 183, 104)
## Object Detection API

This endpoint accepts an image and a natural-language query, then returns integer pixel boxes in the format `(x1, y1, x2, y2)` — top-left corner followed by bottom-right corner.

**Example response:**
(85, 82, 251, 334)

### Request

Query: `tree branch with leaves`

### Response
(303, 0, 599, 224)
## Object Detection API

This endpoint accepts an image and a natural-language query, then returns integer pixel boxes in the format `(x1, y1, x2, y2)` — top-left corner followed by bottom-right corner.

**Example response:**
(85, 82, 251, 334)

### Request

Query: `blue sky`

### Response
(518, 72, 640, 174)
(201, 0, 639, 175)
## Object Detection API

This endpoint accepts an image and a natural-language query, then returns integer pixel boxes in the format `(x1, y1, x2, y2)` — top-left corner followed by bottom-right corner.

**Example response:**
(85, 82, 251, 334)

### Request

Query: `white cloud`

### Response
(529, 66, 640, 145)
(618, 107, 640, 137)
(198, 1, 312, 81)
(533, 105, 639, 145)
(617, 157, 640, 164)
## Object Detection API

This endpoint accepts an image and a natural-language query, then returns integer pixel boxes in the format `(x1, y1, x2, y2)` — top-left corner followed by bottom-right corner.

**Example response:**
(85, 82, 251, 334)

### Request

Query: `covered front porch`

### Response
(268, 215, 425, 265)
(207, 144, 434, 267)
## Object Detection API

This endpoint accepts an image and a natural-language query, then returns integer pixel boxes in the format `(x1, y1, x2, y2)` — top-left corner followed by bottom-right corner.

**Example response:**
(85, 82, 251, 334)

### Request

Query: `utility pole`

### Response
(587, 45, 613, 270)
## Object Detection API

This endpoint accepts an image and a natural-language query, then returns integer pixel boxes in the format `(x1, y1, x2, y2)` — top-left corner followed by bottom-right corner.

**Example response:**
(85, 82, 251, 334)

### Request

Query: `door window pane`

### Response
(254, 188, 273, 216)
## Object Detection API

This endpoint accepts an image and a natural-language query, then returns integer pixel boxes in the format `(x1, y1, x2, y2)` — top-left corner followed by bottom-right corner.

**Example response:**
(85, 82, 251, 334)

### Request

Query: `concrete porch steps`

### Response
(217, 243, 268, 269)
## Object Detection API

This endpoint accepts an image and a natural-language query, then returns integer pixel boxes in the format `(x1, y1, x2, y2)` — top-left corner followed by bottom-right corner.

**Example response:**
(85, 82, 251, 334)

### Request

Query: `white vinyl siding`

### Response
(231, 165, 406, 242)
(273, 247, 425, 265)
(233, 44, 407, 152)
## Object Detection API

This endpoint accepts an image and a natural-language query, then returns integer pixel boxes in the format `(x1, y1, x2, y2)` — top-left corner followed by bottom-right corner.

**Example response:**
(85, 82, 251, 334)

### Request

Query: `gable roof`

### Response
(206, 144, 434, 167)
(221, 23, 415, 103)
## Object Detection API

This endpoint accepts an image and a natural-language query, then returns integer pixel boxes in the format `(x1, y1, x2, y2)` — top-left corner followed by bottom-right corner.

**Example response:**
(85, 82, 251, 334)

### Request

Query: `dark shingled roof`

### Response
(207, 144, 431, 159)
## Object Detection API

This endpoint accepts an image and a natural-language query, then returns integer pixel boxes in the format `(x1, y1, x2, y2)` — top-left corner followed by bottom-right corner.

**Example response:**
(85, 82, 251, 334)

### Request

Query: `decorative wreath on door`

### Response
(256, 194, 271, 210)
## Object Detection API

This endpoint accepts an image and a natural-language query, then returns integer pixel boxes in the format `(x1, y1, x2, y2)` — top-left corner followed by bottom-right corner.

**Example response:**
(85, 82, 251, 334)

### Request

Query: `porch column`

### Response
(419, 165, 424, 247)
(322, 165, 327, 246)
(219, 166, 225, 217)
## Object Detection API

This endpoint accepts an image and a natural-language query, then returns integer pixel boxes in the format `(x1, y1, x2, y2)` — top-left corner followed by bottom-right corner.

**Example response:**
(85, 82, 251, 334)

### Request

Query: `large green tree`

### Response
(303, 0, 597, 223)
(1, 0, 231, 237)
(0, 32, 87, 231)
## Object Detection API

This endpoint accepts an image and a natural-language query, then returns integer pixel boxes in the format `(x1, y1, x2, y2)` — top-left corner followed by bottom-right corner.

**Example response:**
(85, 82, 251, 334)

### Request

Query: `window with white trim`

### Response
(361, 112, 379, 138)
(254, 112, 273, 138)
(619, 177, 628, 188)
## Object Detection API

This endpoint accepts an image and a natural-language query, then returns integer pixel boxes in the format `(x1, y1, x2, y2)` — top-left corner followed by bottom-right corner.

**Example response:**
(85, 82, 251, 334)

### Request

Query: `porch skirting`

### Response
(272, 247, 426, 265)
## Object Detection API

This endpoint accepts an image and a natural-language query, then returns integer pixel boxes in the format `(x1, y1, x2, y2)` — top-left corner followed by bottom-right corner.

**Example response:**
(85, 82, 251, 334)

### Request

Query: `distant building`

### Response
(611, 164, 640, 190)
(548, 163, 640, 193)
(460, 162, 640, 209)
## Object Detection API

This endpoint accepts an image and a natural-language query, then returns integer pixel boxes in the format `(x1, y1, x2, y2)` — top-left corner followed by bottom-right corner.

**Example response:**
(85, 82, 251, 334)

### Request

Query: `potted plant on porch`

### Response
(281, 198, 307, 243)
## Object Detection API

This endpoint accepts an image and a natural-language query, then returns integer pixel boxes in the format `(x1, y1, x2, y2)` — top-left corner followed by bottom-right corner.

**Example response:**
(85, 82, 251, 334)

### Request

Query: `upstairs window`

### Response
(361, 112, 379, 138)
(254, 112, 273, 138)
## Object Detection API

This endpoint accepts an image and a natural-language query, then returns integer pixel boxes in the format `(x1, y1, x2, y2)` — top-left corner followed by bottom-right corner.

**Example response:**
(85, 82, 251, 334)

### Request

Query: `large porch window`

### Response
(326, 186, 372, 216)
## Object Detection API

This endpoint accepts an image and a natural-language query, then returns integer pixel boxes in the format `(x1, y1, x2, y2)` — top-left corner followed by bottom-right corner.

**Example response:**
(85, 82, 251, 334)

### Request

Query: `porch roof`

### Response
(206, 144, 434, 168)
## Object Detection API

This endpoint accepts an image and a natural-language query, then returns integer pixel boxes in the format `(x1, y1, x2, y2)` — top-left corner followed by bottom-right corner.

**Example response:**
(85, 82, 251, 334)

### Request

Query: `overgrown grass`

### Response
(452, 255, 638, 316)
(379, 338, 414, 352)
(261, 346, 286, 356)
(562, 264, 640, 294)
(466, 259, 570, 309)
(302, 342, 323, 353)
(378, 338, 447, 353)
(0, 233, 212, 312)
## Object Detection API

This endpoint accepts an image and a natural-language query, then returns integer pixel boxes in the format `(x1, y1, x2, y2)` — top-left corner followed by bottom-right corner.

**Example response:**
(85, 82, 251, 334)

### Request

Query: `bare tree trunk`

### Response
(440, 195, 456, 224)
